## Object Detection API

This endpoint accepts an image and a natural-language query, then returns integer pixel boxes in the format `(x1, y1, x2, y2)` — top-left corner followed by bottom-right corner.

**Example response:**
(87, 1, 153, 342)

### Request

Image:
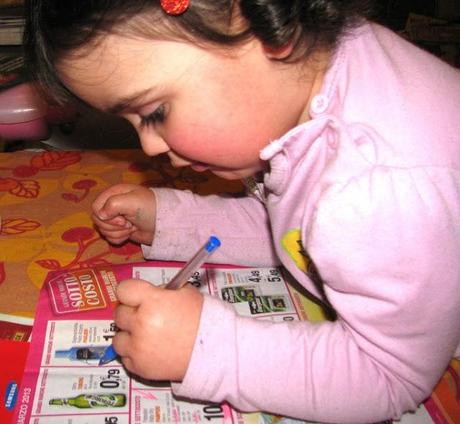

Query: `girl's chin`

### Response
(210, 169, 256, 180)
(190, 162, 263, 180)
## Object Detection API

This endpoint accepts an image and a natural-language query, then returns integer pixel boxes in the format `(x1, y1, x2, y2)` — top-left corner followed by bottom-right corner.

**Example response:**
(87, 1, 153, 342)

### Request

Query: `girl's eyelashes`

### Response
(140, 104, 167, 127)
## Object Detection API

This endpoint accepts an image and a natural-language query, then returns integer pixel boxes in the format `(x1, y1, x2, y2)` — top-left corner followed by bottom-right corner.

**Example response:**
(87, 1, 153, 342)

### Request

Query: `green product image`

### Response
(221, 286, 257, 303)
(249, 295, 288, 314)
(49, 393, 126, 408)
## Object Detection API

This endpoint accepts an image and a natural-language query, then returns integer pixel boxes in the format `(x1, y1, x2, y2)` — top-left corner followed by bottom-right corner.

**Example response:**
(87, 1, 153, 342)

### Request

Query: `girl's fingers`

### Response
(97, 191, 147, 222)
(99, 228, 133, 240)
(112, 331, 137, 375)
(114, 304, 136, 332)
(112, 329, 131, 358)
(105, 237, 129, 245)
(121, 355, 135, 375)
(92, 184, 138, 217)
(116, 279, 156, 308)
(92, 213, 131, 229)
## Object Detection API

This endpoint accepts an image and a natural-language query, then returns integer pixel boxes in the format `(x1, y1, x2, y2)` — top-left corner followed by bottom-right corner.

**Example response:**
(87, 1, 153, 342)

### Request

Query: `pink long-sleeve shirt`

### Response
(142, 23, 460, 422)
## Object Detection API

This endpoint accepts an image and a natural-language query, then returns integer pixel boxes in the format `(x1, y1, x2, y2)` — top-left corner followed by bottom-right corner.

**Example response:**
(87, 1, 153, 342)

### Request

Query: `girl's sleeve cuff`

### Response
(171, 295, 237, 403)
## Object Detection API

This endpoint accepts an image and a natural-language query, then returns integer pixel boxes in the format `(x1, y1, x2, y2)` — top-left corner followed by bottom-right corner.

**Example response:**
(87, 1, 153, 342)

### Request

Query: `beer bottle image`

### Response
(49, 393, 126, 408)
(54, 346, 109, 361)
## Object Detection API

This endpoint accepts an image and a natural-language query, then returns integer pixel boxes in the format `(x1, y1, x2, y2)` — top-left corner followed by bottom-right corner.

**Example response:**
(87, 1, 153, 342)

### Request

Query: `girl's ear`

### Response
(262, 42, 294, 60)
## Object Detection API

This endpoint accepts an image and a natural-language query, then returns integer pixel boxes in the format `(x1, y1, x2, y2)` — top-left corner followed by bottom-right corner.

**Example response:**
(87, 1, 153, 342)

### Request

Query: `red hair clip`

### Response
(160, 0, 190, 16)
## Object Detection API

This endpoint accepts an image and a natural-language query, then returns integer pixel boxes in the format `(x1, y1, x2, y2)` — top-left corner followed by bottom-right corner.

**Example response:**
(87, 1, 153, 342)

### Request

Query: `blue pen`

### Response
(98, 235, 221, 366)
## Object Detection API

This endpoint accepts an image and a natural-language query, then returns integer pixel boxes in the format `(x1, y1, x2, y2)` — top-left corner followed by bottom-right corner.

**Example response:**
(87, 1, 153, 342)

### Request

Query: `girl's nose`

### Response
(138, 132, 169, 156)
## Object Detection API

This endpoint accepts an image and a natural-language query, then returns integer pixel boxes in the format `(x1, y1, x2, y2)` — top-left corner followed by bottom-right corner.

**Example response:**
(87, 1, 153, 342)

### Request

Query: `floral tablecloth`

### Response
(0, 149, 244, 317)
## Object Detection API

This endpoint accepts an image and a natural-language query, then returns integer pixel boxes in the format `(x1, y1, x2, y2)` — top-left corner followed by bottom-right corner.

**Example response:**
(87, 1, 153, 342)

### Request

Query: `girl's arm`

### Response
(171, 166, 460, 422)
(142, 187, 280, 267)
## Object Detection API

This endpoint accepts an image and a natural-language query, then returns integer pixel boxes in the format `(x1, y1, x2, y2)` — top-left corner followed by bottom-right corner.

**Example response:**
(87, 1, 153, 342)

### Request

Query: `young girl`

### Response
(24, 0, 460, 422)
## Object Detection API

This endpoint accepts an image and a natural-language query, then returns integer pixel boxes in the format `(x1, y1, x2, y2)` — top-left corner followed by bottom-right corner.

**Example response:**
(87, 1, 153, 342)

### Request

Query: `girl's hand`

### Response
(92, 184, 156, 245)
(113, 279, 204, 381)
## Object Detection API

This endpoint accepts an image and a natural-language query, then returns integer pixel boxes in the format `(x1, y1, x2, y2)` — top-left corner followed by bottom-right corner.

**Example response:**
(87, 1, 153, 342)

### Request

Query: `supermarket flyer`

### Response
(11, 260, 457, 423)
(12, 261, 309, 424)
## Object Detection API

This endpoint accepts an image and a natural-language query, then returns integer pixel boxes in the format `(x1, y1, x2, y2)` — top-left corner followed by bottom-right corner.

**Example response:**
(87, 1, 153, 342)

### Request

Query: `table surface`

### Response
(1, 148, 459, 423)
(0, 149, 244, 316)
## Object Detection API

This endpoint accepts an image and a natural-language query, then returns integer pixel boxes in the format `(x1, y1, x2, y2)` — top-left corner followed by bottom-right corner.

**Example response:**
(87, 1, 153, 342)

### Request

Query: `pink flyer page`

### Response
(13, 261, 309, 424)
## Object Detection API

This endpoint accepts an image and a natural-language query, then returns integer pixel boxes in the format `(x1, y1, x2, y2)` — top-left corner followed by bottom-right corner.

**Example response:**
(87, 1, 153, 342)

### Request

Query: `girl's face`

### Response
(59, 33, 317, 179)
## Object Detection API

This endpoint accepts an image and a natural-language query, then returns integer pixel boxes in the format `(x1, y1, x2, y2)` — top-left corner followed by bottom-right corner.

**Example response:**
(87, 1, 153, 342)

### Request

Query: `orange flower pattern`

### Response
(1, 218, 41, 235)
(0, 151, 82, 199)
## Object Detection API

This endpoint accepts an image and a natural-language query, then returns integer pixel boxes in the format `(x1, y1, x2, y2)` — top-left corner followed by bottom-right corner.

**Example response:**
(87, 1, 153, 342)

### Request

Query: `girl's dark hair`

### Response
(24, 0, 376, 103)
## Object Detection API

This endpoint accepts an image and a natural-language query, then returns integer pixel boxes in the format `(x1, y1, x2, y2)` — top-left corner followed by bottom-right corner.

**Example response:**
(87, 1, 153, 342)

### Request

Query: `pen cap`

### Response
(205, 236, 221, 253)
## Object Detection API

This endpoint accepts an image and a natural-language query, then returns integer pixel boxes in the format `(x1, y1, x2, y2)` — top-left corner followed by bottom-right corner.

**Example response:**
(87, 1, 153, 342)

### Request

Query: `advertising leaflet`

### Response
(12, 261, 310, 424)
(11, 260, 454, 423)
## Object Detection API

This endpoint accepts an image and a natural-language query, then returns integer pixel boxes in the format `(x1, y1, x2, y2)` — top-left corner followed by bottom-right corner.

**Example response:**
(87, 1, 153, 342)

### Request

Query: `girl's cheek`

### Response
(168, 129, 205, 156)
